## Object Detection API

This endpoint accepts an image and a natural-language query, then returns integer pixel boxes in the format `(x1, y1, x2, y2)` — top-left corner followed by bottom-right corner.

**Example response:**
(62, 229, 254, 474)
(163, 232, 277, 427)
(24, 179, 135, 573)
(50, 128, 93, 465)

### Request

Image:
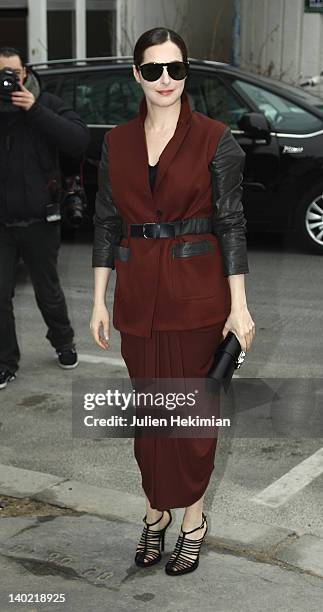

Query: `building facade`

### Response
(0, 0, 235, 64)
(0, 0, 117, 63)
(240, 0, 323, 92)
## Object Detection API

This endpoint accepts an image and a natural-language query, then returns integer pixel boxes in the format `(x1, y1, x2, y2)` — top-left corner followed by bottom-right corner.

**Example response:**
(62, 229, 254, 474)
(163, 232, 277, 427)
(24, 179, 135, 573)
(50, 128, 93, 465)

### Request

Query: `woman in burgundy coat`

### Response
(90, 27, 255, 576)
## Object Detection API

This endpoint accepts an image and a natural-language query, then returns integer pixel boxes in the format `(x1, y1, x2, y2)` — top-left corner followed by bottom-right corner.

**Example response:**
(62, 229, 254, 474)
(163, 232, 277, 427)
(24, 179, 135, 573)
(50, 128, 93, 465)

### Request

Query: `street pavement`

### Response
(0, 507, 323, 612)
(0, 231, 322, 611)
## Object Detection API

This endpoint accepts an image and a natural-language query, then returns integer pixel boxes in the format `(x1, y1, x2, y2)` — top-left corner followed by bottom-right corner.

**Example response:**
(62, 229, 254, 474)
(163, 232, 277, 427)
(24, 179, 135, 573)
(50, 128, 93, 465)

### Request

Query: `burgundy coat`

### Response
(92, 92, 249, 338)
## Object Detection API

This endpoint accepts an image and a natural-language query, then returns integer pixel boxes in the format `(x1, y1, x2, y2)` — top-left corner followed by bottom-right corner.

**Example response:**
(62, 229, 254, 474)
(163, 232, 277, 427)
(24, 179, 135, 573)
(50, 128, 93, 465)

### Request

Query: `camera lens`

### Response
(0, 67, 20, 100)
(3, 77, 14, 89)
(63, 193, 85, 228)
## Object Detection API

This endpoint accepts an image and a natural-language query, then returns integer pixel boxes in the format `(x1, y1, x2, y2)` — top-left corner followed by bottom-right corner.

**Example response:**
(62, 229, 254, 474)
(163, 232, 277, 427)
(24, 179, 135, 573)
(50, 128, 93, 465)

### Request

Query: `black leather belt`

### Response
(126, 217, 213, 239)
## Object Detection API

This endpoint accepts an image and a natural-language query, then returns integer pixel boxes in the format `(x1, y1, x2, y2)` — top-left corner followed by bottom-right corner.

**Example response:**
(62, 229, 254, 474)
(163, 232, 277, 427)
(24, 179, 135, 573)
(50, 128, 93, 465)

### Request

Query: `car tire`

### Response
(295, 183, 323, 254)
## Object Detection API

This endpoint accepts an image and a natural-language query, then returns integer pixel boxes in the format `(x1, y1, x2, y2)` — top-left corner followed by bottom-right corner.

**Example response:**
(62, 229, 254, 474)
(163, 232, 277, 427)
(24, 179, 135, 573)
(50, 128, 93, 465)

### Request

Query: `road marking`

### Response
(251, 447, 323, 508)
(78, 353, 126, 367)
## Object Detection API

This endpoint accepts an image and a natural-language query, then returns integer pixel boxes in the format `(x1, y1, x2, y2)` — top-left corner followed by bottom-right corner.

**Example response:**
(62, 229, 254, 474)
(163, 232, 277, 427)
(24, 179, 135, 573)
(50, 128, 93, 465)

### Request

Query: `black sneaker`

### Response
(0, 369, 16, 389)
(57, 347, 79, 369)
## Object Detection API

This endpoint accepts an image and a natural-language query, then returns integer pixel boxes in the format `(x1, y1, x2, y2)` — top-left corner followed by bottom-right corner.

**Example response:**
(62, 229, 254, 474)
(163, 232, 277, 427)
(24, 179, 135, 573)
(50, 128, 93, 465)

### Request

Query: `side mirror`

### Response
(237, 112, 271, 142)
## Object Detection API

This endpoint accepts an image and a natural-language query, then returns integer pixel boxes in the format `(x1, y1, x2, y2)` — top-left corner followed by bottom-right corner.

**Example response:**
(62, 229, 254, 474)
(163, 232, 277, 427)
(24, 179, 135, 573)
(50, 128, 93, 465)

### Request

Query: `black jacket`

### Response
(0, 69, 90, 223)
(92, 126, 249, 277)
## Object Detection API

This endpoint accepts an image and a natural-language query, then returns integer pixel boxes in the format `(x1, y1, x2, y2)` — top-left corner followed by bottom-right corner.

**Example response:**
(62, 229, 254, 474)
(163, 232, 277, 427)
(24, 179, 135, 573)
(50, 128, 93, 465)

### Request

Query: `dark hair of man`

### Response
(0, 46, 26, 67)
(133, 27, 188, 66)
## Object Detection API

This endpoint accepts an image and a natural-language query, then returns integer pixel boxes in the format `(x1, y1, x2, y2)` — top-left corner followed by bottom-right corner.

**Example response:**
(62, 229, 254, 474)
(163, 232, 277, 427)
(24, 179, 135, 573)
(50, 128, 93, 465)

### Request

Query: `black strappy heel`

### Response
(135, 510, 172, 567)
(165, 512, 208, 576)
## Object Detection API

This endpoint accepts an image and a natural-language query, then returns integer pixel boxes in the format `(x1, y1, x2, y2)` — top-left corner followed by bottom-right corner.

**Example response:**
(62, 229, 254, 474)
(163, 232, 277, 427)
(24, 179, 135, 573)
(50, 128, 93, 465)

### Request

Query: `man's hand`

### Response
(11, 83, 35, 111)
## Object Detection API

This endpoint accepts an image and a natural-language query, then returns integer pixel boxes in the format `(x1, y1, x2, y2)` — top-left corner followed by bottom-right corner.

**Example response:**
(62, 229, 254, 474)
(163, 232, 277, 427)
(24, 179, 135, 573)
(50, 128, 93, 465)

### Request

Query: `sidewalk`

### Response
(0, 464, 322, 612)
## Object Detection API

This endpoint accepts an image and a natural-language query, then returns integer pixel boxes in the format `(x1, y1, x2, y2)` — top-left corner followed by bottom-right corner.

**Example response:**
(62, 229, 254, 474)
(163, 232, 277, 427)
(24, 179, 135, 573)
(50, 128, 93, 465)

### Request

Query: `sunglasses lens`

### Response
(140, 64, 163, 81)
(139, 62, 189, 81)
(168, 62, 189, 80)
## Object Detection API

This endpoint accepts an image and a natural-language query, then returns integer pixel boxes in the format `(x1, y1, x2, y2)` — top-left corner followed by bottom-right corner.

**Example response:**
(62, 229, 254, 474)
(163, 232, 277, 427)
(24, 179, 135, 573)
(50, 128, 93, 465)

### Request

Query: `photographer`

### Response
(0, 47, 90, 389)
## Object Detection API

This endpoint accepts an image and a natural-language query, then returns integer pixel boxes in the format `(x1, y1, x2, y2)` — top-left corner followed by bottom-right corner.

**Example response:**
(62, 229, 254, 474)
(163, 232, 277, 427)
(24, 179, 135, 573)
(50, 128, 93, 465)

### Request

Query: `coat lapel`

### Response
(137, 92, 193, 197)
(132, 110, 152, 204)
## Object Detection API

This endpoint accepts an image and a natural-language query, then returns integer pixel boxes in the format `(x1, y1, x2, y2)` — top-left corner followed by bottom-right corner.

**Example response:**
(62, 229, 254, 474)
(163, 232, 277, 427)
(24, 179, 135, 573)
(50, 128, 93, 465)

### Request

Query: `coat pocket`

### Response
(172, 239, 213, 259)
(171, 239, 219, 300)
(114, 245, 131, 262)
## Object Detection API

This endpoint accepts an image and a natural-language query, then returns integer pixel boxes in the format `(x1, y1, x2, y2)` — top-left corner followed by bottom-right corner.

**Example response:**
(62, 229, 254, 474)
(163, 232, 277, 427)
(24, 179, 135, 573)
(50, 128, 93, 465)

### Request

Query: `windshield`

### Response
(234, 79, 323, 133)
(238, 71, 323, 111)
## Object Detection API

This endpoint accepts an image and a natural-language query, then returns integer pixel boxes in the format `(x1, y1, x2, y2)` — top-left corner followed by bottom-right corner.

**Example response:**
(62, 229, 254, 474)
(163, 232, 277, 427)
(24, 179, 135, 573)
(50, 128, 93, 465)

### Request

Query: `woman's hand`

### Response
(90, 303, 110, 350)
(222, 305, 255, 352)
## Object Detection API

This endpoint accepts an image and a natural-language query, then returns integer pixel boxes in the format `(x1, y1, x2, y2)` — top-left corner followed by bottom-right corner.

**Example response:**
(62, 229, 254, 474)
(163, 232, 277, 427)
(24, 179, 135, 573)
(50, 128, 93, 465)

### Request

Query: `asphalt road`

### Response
(0, 229, 322, 539)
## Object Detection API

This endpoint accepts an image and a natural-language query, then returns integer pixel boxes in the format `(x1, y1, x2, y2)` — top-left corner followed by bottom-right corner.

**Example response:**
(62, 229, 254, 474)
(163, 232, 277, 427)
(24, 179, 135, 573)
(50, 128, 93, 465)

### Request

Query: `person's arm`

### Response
(90, 133, 123, 349)
(24, 92, 90, 157)
(210, 127, 255, 351)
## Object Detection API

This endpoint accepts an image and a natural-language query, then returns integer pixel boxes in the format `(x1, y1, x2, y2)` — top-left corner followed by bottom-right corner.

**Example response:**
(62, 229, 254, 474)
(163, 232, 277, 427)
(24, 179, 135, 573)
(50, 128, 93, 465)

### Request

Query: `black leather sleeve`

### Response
(92, 136, 123, 269)
(209, 126, 249, 277)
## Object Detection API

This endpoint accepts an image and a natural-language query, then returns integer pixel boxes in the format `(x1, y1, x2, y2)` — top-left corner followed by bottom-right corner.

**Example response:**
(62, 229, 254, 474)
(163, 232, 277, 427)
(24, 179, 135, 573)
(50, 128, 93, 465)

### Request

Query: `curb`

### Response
(0, 463, 322, 580)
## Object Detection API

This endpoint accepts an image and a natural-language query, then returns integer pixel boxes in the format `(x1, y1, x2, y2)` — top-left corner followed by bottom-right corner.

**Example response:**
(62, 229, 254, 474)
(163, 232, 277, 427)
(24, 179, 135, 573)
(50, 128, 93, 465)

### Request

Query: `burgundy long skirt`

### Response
(120, 321, 225, 511)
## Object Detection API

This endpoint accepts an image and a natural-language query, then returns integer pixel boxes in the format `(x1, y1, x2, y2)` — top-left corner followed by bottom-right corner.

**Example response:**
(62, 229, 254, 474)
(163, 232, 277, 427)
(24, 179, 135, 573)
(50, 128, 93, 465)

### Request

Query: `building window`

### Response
(86, 10, 115, 57)
(47, 11, 73, 60)
(0, 9, 27, 60)
(47, 7, 115, 60)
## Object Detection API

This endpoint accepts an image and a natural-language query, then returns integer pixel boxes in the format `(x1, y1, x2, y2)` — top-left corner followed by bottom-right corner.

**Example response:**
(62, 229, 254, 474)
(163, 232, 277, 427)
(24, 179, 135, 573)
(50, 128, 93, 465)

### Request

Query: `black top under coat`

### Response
(148, 163, 158, 192)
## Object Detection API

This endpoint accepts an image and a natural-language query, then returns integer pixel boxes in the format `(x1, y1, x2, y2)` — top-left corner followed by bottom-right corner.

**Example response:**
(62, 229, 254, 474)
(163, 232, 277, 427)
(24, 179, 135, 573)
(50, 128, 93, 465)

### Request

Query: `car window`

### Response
(40, 76, 59, 95)
(59, 75, 75, 107)
(234, 79, 323, 134)
(60, 70, 142, 125)
(240, 70, 323, 111)
(186, 71, 249, 128)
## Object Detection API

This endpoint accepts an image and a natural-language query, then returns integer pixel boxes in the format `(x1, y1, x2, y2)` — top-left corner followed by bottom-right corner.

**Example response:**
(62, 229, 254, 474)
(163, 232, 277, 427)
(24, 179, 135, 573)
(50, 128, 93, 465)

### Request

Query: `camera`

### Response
(61, 175, 87, 229)
(0, 67, 20, 101)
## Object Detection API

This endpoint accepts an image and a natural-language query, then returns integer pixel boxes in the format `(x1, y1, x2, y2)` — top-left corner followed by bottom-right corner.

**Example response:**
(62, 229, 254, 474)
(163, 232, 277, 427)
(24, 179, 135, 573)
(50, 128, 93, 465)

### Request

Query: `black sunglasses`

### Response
(137, 61, 189, 82)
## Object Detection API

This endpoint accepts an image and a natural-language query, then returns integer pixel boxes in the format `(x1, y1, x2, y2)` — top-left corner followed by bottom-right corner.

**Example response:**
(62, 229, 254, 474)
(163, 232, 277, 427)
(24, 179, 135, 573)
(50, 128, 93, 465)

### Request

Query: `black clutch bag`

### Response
(206, 331, 246, 393)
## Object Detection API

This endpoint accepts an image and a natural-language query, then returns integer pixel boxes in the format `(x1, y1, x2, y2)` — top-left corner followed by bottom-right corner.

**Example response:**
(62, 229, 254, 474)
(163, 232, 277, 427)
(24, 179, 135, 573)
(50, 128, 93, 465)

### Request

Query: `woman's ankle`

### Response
(146, 509, 163, 522)
(182, 511, 204, 531)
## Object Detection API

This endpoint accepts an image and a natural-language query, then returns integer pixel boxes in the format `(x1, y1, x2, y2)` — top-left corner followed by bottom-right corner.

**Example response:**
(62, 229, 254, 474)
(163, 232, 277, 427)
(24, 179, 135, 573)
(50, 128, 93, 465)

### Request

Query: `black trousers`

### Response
(0, 221, 75, 374)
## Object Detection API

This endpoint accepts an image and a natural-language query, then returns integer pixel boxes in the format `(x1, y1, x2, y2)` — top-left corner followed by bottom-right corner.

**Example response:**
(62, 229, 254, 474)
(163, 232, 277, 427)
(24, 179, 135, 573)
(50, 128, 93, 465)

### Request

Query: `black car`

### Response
(29, 56, 323, 253)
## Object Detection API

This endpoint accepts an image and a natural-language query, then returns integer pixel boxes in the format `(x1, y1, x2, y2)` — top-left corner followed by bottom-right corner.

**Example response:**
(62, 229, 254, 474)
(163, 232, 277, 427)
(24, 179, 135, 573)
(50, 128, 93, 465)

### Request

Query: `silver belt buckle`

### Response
(143, 222, 155, 238)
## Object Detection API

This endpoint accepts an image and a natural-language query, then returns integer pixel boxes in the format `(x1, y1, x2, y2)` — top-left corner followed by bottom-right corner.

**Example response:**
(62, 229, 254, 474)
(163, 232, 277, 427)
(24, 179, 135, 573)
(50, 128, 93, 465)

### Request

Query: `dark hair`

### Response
(134, 27, 188, 66)
(0, 46, 26, 67)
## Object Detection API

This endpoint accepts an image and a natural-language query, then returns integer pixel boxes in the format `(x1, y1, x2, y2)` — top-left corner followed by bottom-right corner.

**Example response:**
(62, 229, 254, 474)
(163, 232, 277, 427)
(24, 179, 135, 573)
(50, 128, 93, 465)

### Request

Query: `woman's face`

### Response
(133, 40, 186, 109)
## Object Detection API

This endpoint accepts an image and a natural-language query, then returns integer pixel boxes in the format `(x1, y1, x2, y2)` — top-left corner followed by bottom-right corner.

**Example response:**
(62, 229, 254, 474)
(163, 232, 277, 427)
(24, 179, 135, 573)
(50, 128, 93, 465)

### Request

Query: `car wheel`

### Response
(295, 185, 323, 254)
